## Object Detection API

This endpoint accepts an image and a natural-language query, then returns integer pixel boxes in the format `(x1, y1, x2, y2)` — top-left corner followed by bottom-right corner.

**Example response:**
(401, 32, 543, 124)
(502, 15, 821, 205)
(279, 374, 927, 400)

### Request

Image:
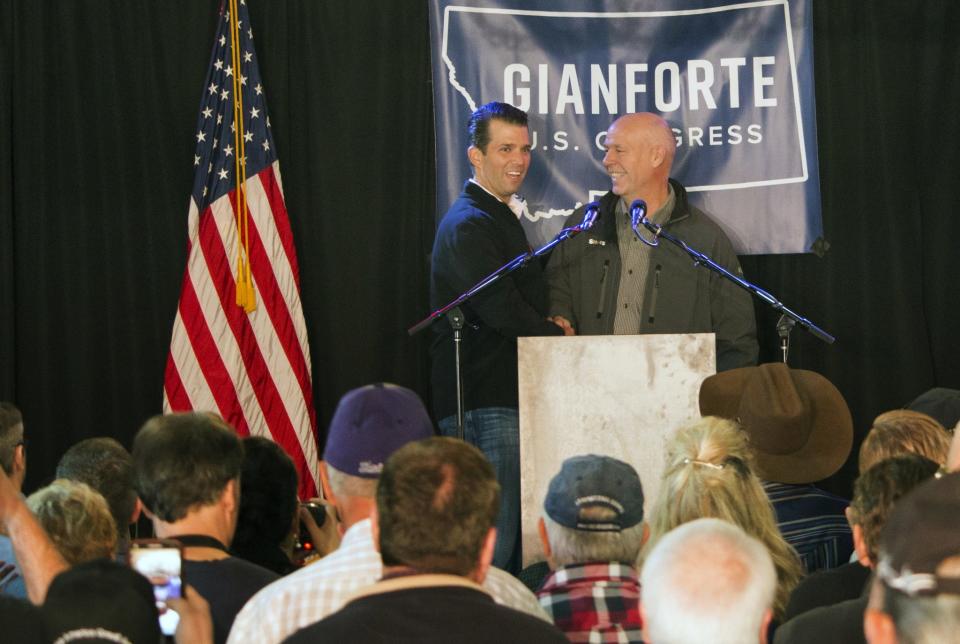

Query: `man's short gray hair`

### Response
(542, 512, 646, 567)
(890, 593, 960, 644)
(641, 518, 776, 644)
(874, 578, 960, 644)
(326, 463, 378, 499)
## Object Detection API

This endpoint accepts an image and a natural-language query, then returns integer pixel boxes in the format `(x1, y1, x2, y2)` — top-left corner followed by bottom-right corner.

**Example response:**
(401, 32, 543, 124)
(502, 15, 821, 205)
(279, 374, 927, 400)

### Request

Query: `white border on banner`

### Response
(440, 0, 809, 192)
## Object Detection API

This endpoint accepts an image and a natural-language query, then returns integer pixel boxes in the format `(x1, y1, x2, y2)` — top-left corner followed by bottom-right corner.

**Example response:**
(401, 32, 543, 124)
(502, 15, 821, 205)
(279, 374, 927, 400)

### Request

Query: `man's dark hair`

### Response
(231, 436, 299, 574)
(0, 401, 24, 475)
(377, 437, 499, 576)
(468, 101, 528, 153)
(131, 413, 243, 523)
(56, 437, 137, 545)
(848, 453, 939, 562)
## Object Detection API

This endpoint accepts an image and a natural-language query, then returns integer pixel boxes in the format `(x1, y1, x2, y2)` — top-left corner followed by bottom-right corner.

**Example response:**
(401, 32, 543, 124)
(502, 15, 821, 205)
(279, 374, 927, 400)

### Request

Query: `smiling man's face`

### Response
(469, 118, 531, 202)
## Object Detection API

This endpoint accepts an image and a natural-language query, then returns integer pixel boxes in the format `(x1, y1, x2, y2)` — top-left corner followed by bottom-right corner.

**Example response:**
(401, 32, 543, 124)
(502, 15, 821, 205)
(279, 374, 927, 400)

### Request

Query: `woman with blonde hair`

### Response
(26, 479, 117, 565)
(644, 416, 803, 622)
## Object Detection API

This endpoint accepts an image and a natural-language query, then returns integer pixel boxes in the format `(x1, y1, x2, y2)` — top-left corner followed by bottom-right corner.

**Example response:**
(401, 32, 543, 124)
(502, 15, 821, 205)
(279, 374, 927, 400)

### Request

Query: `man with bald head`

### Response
(546, 113, 758, 371)
(641, 518, 776, 644)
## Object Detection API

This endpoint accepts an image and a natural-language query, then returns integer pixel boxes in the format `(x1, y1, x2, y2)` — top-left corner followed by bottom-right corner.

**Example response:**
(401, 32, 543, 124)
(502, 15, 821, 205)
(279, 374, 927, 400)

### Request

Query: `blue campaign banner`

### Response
(429, 0, 823, 255)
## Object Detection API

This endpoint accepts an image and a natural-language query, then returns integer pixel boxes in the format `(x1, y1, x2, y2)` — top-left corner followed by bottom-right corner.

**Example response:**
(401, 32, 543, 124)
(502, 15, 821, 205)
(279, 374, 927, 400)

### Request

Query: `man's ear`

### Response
(641, 522, 650, 547)
(12, 443, 25, 474)
(865, 579, 896, 644)
(474, 527, 497, 584)
(538, 517, 557, 570)
(222, 478, 239, 514)
(851, 523, 872, 567)
(650, 144, 666, 168)
(758, 608, 773, 644)
(318, 464, 347, 537)
(129, 497, 143, 525)
(864, 608, 897, 644)
(467, 145, 483, 171)
(319, 461, 337, 506)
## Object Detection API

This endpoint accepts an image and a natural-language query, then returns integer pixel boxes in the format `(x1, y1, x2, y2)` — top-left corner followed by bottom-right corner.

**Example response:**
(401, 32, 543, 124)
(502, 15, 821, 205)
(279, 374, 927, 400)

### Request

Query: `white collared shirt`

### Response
(469, 178, 526, 219)
(227, 518, 549, 644)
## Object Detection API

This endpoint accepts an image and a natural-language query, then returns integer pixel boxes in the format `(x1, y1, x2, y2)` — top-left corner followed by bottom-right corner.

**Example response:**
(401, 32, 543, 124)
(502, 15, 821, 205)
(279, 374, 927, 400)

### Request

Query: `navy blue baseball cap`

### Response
(544, 454, 645, 532)
(323, 383, 434, 478)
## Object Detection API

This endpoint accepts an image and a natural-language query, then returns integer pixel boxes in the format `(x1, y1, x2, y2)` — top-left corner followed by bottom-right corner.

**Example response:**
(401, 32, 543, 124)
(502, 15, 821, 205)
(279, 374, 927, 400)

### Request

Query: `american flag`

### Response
(163, 0, 319, 497)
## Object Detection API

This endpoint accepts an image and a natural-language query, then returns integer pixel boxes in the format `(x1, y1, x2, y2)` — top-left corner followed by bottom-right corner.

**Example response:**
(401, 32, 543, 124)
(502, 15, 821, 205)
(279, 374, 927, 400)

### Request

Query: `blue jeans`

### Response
(439, 407, 520, 573)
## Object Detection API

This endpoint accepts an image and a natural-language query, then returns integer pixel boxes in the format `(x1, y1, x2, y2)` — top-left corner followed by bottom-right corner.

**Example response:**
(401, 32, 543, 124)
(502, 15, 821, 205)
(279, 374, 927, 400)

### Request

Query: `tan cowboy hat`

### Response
(698, 363, 853, 484)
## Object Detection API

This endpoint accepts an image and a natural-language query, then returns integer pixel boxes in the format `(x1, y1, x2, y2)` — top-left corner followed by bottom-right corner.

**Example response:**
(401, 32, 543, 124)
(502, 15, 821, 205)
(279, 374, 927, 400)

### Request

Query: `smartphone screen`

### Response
(129, 539, 183, 636)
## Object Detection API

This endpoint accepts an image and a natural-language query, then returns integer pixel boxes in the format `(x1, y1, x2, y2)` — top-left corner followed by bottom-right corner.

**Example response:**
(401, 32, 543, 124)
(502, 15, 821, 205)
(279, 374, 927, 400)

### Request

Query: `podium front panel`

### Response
(517, 333, 715, 568)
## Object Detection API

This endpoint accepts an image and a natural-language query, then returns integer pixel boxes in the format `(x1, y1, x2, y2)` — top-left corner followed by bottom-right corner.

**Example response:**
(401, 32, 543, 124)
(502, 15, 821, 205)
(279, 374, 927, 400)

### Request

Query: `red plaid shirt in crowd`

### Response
(536, 562, 643, 643)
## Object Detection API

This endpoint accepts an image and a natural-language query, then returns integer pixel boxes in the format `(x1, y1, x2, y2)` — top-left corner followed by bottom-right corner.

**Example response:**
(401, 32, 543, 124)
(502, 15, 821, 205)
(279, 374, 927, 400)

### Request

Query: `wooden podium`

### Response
(517, 333, 716, 566)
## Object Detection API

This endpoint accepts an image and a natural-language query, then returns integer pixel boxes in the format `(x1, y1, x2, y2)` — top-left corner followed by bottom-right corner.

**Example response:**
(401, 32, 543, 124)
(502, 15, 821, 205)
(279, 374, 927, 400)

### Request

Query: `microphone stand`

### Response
(408, 203, 600, 440)
(628, 201, 835, 354)
(777, 314, 796, 364)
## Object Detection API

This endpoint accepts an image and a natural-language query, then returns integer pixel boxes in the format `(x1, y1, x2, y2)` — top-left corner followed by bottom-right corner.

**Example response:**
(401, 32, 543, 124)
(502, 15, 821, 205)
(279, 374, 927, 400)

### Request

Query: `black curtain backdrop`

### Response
(1, 1, 958, 496)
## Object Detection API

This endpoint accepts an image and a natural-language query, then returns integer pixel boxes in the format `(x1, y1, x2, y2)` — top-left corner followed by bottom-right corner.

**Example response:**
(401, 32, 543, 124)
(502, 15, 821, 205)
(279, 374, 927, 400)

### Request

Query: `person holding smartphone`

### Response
(132, 412, 279, 644)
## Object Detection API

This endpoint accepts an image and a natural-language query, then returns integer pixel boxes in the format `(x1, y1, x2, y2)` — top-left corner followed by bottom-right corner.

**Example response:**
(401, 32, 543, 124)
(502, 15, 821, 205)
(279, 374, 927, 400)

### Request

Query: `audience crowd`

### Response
(0, 379, 958, 643)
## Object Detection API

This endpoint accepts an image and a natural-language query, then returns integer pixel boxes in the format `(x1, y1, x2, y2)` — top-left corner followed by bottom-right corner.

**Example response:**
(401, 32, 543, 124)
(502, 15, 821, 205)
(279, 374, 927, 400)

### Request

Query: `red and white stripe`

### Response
(164, 161, 319, 498)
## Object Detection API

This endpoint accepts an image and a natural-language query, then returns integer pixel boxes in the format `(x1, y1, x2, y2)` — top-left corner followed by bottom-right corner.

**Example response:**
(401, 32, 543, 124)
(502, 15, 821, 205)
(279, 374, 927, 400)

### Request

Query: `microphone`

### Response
(629, 199, 659, 247)
(578, 201, 601, 232)
(629, 199, 647, 230)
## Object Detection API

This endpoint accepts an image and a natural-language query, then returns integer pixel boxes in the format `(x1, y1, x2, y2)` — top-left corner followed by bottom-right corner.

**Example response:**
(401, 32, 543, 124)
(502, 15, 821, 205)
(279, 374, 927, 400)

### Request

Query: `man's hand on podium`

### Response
(549, 316, 576, 336)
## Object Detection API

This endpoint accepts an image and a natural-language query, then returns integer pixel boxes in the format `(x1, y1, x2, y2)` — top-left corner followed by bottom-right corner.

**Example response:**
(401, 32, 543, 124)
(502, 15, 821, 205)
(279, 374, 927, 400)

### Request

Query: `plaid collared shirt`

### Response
(537, 562, 643, 643)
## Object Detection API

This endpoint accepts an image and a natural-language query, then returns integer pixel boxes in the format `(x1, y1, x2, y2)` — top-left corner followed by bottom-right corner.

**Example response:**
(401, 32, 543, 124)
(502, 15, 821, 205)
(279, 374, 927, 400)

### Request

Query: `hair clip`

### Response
(877, 558, 938, 597)
(682, 457, 725, 470)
